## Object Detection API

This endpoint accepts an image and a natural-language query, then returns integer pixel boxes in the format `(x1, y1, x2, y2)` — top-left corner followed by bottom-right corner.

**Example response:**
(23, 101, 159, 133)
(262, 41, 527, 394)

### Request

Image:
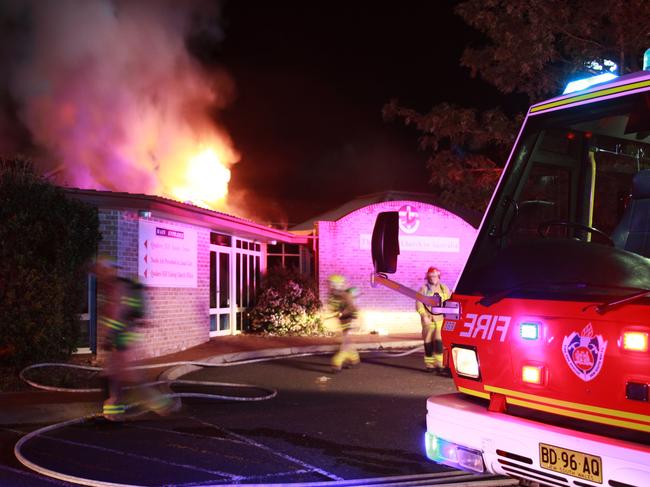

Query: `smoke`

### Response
(0, 0, 238, 208)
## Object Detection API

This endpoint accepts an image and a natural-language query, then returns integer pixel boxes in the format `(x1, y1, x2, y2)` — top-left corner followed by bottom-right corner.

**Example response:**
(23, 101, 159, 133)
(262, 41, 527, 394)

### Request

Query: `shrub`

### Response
(248, 267, 323, 335)
(0, 158, 101, 366)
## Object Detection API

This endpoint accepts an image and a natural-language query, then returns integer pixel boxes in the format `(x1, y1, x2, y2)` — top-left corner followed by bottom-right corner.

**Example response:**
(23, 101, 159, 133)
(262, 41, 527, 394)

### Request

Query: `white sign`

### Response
(360, 234, 460, 253)
(139, 220, 198, 288)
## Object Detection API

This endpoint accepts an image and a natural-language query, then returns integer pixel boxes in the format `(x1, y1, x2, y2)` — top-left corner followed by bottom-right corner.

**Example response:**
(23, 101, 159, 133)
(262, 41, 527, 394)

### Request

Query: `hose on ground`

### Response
(14, 348, 434, 487)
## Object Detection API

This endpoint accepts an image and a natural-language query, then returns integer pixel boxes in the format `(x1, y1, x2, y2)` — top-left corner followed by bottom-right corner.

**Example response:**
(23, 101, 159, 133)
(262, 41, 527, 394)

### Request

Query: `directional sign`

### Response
(138, 220, 198, 288)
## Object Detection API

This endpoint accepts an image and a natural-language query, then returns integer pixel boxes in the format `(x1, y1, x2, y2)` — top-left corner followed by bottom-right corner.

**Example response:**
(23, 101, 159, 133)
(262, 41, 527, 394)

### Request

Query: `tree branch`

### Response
(556, 27, 607, 50)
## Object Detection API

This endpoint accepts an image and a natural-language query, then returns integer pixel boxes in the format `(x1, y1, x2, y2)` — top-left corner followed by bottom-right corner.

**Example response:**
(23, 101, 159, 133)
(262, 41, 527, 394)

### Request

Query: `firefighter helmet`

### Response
(328, 274, 347, 290)
(94, 254, 119, 276)
(426, 266, 441, 278)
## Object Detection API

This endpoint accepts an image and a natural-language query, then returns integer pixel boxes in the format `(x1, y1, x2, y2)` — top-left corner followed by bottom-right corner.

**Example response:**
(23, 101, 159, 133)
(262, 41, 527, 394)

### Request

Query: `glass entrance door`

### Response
(234, 239, 261, 332)
(210, 247, 231, 336)
(209, 235, 261, 336)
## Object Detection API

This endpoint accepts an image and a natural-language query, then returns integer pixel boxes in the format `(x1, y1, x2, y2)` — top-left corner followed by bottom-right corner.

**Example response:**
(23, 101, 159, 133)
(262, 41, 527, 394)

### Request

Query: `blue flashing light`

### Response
(424, 432, 484, 473)
(520, 322, 539, 340)
(424, 431, 439, 461)
(563, 72, 618, 94)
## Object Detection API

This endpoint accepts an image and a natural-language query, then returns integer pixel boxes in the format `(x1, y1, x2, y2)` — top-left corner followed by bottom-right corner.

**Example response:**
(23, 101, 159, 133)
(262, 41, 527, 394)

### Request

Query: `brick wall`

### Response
(96, 209, 210, 361)
(317, 201, 477, 334)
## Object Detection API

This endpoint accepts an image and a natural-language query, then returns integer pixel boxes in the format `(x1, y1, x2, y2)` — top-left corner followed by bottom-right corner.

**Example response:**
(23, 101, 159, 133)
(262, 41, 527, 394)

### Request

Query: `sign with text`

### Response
(138, 220, 198, 288)
(360, 234, 460, 253)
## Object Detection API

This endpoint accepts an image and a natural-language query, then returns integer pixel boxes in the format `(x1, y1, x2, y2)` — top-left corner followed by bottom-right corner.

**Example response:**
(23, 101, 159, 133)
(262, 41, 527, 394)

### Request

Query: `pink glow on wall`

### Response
(317, 201, 477, 333)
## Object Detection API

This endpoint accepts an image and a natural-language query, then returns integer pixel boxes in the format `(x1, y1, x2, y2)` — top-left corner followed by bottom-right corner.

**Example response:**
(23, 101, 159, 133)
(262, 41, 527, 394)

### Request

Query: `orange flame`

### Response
(3, 1, 242, 213)
(170, 146, 233, 208)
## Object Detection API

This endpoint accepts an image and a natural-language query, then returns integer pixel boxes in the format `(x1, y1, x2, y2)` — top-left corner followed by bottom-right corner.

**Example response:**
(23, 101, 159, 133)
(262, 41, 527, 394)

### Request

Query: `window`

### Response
(267, 242, 302, 271)
(457, 91, 650, 298)
(234, 238, 261, 331)
(210, 232, 231, 246)
(511, 164, 571, 240)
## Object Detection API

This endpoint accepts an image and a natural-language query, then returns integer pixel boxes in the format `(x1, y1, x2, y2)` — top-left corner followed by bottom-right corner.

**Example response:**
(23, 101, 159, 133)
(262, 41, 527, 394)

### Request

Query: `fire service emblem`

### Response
(398, 204, 420, 234)
(562, 323, 607, 382)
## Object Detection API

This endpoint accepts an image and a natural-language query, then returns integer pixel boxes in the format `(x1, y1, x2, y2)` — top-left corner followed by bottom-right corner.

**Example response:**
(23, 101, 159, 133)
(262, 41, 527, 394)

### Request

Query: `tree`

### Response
(387, 0, 650, 211)
(384, 100, 520, 212)
(458, 0, 650, 100)
(0, 158, 101, 365)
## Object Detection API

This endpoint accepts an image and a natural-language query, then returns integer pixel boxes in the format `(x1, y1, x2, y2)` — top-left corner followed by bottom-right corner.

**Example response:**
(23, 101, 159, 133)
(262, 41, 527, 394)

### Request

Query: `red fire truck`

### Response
(371, 70, 650, 486)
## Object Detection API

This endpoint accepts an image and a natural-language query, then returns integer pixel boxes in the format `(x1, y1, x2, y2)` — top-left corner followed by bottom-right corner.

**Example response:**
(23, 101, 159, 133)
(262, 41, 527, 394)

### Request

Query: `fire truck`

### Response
(371, 70, 650, 486)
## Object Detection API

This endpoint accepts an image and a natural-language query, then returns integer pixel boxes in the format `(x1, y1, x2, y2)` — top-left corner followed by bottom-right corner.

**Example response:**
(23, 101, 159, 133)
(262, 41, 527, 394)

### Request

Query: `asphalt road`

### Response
(0, 350, 506, 486)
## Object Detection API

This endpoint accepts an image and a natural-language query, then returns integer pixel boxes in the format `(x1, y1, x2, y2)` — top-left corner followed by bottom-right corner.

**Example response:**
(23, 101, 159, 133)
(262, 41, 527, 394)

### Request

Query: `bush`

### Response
(248, 267, 323, 335)
(0, 158, 101, 366)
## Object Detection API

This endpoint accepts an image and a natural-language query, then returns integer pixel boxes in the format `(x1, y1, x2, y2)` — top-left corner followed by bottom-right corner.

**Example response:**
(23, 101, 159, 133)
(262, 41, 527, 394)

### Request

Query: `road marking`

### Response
(185, 471, 518, 486)
(189, 415, 344, 481)
(0, 463, 72, 485)
(35, 432, 243, 480)
(179, 469, 315, 486)
(128, 422, 249, 446)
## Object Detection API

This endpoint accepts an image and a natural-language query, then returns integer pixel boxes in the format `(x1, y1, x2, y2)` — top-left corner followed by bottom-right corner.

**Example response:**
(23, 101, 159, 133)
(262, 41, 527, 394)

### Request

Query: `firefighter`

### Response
(416, 266, 451, 373)
(94, 255, 176, 420)
(328, 274, 360, 371)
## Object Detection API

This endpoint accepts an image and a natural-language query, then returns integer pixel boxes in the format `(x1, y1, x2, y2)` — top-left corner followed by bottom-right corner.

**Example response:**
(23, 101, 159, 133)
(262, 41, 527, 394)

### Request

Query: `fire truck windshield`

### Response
(457, 91, 650, 301)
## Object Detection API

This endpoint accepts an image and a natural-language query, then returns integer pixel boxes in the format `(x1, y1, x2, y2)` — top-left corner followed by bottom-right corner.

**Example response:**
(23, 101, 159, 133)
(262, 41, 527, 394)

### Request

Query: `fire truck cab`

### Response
(372, 71, 650, 486)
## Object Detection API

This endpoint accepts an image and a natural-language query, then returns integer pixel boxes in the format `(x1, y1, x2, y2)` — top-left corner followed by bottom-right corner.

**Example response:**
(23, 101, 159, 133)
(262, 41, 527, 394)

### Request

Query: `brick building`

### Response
(68, 189, 478, 358)
(66, 189, 307, 360)
(293, 192, 479, 334)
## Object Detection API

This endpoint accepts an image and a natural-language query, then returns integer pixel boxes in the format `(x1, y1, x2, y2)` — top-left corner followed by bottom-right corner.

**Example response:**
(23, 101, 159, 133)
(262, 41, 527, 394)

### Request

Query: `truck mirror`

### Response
(371, 211, 400, 273)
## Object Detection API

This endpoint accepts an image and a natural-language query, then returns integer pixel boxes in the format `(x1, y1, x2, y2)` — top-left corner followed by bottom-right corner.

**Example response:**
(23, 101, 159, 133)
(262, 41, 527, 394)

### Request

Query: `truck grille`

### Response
(496, 450, 641, 487)
(499, 459, 568, 487)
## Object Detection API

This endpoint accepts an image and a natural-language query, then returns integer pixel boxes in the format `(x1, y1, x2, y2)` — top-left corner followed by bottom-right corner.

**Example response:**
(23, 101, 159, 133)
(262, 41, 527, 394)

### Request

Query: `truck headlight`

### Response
(451, 345, 480, 379)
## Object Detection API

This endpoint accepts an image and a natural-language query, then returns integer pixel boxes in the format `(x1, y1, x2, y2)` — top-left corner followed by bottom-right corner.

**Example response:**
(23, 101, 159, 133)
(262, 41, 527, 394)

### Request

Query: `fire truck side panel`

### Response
(447, 295, 650, 429)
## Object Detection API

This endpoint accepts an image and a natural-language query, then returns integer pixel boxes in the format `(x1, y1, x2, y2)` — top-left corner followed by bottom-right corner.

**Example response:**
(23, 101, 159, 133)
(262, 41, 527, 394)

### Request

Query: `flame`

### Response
(170, 146, 232, 208)
(0, 1, 242, 214)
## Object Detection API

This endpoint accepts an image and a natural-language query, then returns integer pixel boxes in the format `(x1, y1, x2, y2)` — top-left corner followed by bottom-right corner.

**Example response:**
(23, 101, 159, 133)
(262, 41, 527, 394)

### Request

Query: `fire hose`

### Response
(15, 348, 434, 486)
(14, 354, 295, 487)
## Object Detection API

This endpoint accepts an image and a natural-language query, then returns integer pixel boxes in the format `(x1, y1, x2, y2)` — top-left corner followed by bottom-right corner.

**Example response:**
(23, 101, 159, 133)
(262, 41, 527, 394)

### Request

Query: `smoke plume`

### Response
(0, 0, 238, 210)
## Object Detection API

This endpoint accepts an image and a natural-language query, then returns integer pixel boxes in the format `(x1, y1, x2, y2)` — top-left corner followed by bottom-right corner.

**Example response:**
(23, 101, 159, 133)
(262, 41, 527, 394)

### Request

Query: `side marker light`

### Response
(623, 332, 648, 352)
(522, 365, 544, 385)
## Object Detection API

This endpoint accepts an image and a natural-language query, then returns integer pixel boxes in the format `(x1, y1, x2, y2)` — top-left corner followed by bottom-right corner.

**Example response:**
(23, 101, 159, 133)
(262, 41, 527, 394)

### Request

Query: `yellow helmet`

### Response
(328, 274, 347, 290)
(93, 254, 119, 276)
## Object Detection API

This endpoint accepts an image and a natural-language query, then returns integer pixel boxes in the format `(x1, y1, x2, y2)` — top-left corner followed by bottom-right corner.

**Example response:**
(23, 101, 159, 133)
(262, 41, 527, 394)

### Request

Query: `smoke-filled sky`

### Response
(0, 1, 507, 226)
(0, 0, 241, 211)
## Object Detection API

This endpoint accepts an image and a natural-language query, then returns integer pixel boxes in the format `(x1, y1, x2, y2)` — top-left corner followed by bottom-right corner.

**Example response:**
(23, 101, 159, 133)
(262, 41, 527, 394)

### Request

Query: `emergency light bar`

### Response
(563, 72, 618, 94)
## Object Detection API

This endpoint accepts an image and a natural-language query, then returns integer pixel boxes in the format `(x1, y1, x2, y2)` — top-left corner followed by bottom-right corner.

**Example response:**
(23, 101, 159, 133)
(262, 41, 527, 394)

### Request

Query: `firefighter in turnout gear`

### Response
(328, 274, 360, 371)
(94, 256, 176, 420)
(416, 267, 451, 372)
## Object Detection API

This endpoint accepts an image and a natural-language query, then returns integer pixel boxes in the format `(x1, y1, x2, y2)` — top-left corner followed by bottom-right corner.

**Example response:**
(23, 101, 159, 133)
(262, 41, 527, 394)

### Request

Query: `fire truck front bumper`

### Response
(426, 393, 650, 487)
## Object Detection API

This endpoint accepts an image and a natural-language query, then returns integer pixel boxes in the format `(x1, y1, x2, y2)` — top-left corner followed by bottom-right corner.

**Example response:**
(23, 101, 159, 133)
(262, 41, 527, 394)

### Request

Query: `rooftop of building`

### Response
(64, 187, 309, 244)
(290, 190, 482, 231)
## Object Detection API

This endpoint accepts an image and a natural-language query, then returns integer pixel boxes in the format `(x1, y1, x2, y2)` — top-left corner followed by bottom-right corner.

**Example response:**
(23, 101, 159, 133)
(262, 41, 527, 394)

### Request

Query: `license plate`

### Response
(539, 443, 602, 483)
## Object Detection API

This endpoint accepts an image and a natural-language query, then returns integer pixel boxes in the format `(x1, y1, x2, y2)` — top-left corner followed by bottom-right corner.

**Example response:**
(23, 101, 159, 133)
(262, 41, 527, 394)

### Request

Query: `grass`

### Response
(0, 355, 101, 393)
(0, 366, 30, 393)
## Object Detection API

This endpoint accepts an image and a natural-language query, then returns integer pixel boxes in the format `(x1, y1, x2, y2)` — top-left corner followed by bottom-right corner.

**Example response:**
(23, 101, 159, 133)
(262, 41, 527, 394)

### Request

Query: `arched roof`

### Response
(291, 190, 481, 231)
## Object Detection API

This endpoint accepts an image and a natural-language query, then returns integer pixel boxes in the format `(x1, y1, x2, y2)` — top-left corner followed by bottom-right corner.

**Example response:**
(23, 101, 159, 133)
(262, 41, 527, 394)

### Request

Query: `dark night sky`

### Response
(210, 1, 508, 226)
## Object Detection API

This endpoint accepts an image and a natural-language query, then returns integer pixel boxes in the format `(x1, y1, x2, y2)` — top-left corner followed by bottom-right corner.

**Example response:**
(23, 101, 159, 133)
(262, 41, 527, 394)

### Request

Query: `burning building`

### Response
(67, 188, 309, 358)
